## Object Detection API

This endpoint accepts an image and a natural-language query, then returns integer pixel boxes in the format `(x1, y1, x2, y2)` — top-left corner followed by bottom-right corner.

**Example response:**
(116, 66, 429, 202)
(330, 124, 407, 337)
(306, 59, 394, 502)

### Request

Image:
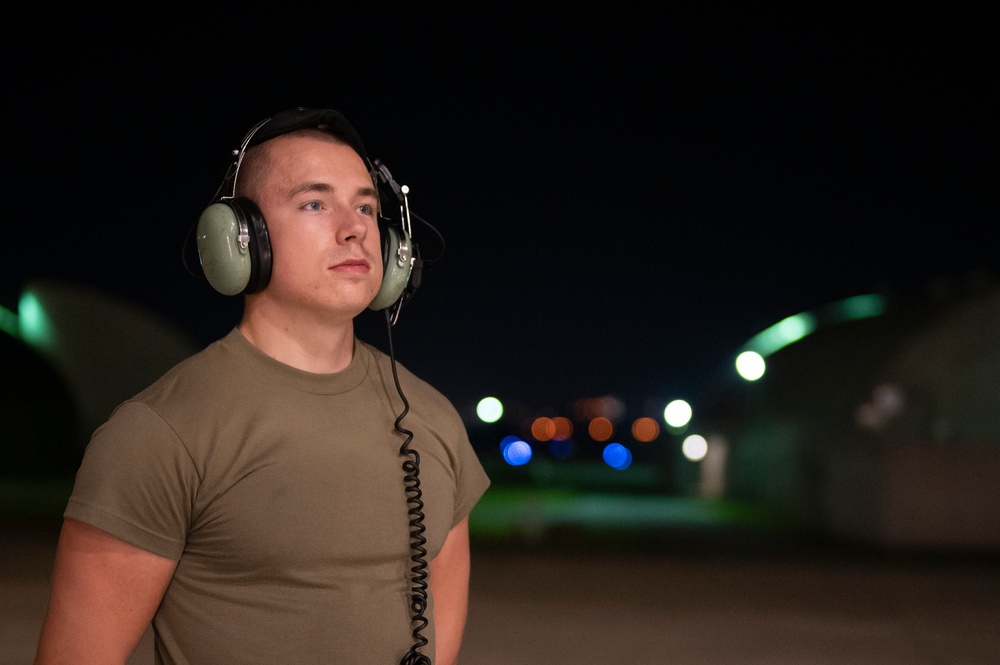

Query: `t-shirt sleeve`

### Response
(64, 401, 198, 560)
(447, 417, 491, 527)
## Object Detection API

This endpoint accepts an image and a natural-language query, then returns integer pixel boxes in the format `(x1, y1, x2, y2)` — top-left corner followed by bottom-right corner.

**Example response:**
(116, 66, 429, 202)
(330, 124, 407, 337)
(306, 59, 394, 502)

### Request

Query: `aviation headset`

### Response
(195, 107, 417, 313)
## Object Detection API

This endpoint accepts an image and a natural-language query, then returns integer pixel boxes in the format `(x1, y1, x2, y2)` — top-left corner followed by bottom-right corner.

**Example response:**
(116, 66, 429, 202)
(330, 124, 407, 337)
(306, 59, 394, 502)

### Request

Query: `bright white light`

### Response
(663, 399, 692, 428)
(682, 434, 708, 461)
(735, 351, 766, 381)
(476, 396, 504, 423)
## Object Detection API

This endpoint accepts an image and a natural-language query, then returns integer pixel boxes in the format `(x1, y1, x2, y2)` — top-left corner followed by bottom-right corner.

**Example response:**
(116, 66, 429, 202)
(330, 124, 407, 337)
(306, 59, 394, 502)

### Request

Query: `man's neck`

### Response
(238, 304, 357, 374)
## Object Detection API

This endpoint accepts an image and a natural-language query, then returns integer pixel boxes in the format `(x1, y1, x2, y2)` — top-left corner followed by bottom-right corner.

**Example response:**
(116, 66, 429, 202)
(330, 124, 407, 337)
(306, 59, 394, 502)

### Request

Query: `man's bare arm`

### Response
(34, 518, 178, 665)
(428, 516, 472, 665)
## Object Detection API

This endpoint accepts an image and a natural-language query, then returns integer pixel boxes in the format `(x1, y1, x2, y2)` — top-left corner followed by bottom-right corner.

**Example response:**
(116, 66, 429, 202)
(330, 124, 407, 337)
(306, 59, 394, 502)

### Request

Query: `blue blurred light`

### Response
(502, 438, 533, 466)
(602, 442, 632, 470)
(549, 438, 574, 459)
(499, 435, 520, 453)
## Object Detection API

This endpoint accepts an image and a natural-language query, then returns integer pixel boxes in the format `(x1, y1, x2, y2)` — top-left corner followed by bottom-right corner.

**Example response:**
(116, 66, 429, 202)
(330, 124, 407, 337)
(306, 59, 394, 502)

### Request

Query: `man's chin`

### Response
(334, 289, 382, 317)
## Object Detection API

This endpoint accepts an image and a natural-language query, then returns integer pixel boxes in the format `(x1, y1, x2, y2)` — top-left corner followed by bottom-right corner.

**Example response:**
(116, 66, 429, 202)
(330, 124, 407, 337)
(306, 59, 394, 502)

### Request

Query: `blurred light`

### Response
(551, 416, 573, 440)
(499, 435, 518, 451)
(741, 294, 886, 361)
(746, 312, 816, 357)
(476, 396, 504, 423)
(663, 399, 692, 428)
(872, 383, 905, 414)
(735, 351, 766, 381)
(682, 434, 708, 461)
(18, 291, 57, 351)
(531, 417, 555, 442)
(856, 383, 906, 431)
(699, 434, 729, 498)
(835, 293, 886, 320)
(549, 438, 574, 459)
(501, 437, 532, 466)
(588, 416, 614, 442)
(602, 443, 632, 470)
(631, 417, 660, 442)
(0, 304, 18, 338)
(573, 395, 625, 421)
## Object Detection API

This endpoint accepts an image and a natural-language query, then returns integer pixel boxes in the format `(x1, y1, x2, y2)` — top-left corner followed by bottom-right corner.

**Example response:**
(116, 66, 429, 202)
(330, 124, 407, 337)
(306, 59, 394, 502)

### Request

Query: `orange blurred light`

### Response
(588, 416, 614, 442)
(552, 416, 573, 440)
(531, 417, 556, 442)
(631, 417, 660, 442)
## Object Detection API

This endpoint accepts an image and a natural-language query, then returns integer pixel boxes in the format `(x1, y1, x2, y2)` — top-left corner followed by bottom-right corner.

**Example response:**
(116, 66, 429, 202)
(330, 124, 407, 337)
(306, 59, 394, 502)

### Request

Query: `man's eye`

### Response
(304, 201, 322, 211)
(358, 204, 375, 216)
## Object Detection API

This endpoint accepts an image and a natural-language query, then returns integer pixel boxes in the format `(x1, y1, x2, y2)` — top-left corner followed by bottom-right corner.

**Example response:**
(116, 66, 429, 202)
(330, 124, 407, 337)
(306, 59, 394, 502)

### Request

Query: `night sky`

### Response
(3, 6, 997, 415)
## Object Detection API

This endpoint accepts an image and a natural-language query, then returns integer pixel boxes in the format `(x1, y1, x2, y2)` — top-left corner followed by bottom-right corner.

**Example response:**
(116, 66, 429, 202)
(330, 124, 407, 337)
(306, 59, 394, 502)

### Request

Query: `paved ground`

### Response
(4, 515, 999, 665)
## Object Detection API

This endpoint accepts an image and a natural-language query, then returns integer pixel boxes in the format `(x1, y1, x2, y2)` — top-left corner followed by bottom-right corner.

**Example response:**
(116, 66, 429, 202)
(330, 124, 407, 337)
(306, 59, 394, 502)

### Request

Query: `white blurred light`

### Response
(856, 383, 907, 431)
(476, 396, 504, 423)
(663, 399, 692, 428)
(682, 434, 708, 461)
(735, 351, 766, 381)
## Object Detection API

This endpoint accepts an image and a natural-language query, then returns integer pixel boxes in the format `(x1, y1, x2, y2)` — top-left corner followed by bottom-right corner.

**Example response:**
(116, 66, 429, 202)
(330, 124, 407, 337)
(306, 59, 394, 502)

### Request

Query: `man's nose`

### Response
(335, 207, 369, 244)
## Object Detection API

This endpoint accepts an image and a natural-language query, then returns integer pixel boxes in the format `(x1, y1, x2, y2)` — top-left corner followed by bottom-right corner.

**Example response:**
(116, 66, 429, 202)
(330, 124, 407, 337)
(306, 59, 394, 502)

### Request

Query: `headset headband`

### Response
(221, 107, 374, 203)
(245, 107, 371, 162)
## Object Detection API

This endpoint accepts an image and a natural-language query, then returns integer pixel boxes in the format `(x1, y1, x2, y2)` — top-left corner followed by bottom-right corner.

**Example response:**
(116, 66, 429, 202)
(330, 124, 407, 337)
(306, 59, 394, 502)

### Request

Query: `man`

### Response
(34, 108, 490, 665)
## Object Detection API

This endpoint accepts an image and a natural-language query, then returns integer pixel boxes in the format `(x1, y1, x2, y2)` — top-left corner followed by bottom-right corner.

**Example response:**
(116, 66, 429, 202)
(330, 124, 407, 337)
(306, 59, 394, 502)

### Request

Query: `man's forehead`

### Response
(282, 180, 379, 198)
(266, 134, 371, 173)
(265, 144, 374, 193)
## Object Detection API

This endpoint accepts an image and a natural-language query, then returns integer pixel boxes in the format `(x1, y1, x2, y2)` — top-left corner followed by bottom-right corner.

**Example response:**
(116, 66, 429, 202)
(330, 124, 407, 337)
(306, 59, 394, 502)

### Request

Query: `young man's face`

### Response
(253, 134, 384, 322)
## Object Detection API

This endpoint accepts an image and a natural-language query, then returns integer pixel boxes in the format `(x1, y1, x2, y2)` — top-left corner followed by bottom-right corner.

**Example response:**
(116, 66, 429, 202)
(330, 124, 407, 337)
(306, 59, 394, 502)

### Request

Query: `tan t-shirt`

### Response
(65, 328, 490, 665)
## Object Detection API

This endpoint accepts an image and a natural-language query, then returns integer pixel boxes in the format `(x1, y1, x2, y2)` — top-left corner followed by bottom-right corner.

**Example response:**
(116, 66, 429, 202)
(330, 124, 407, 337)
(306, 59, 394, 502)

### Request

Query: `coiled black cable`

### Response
(385, 309, 432, 665)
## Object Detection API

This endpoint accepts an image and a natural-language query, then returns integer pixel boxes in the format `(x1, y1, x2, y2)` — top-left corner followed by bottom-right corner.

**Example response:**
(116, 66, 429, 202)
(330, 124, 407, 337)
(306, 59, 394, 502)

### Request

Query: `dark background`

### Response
(3, 5, 997, 414)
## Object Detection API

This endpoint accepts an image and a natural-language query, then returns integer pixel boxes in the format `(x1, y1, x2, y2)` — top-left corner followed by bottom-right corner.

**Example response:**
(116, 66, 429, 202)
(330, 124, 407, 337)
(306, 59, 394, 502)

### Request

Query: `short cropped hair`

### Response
(234, 128, 353, 200)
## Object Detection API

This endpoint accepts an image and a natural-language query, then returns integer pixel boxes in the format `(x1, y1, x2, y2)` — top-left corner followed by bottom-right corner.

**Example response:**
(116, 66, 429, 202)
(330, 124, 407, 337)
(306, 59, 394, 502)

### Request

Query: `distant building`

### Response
(700, 271, 1000, 551)
(2, 280, 200, 475)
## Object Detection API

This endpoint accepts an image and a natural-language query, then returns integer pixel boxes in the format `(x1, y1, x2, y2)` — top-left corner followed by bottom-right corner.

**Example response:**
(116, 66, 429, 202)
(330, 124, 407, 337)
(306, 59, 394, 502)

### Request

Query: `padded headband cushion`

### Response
(247, 108, 371, 166)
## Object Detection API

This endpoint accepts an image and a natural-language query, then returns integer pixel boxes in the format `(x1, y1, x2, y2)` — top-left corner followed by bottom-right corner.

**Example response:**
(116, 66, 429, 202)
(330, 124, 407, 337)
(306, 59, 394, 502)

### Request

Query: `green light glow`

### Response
(18, 291, 57, 351)
(743, 293, 887, 359)
(832, 293, 886, 321)
(0, 304, 18, 338)
(746, 312, 817, 357)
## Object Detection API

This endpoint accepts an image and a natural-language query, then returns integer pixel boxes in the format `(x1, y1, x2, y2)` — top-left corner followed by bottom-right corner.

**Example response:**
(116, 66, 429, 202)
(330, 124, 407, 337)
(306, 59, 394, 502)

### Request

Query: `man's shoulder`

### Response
(130, 329, 242, 406)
